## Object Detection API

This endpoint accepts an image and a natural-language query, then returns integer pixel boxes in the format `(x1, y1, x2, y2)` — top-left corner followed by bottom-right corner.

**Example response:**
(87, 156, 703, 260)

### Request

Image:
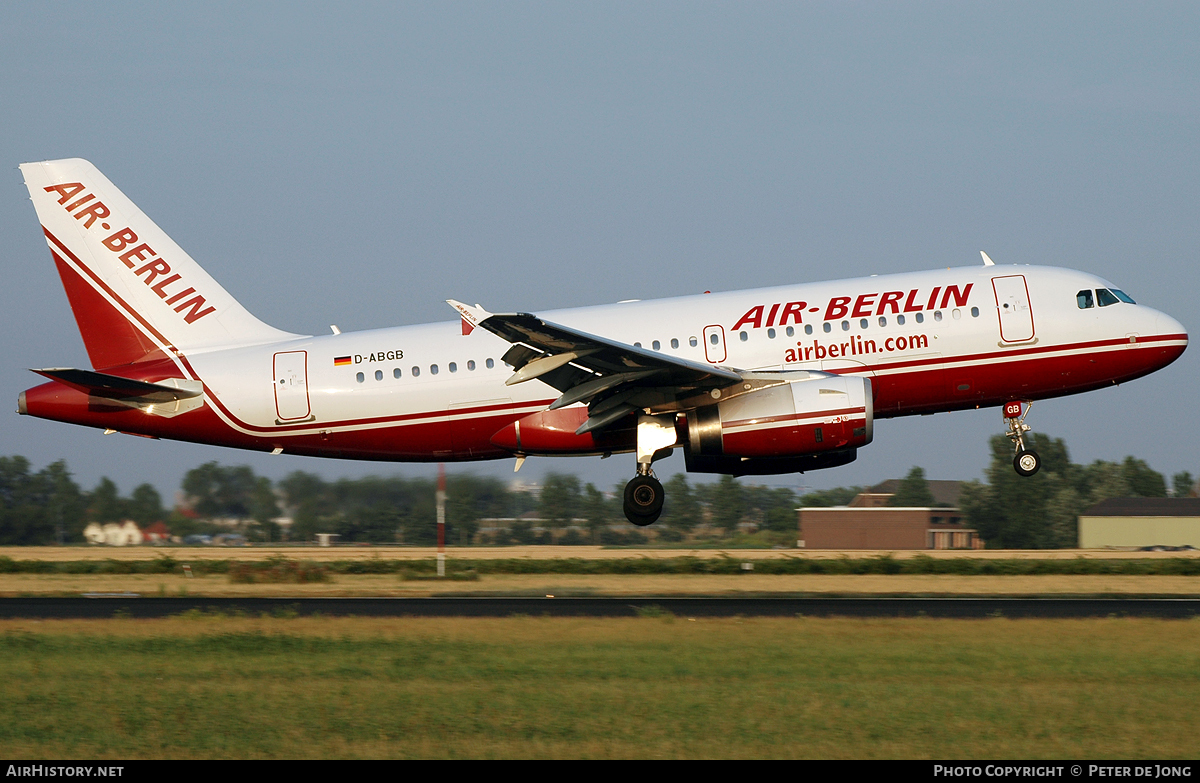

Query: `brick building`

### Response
(797, 479, 981, 549)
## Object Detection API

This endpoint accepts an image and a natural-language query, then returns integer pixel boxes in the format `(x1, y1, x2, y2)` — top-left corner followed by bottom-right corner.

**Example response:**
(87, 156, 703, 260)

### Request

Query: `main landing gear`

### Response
(624, 470, 664, 527)
(622, 414, 676, 526)
(1004, 400, 1041, 477)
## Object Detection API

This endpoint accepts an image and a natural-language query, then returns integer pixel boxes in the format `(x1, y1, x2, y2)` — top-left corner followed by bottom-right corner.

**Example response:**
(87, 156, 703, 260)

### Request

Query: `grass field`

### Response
(1, 614, 1198, 759)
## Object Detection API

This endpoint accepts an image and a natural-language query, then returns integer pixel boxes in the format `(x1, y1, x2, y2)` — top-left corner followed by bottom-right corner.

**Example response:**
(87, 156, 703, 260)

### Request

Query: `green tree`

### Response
(249, 477, 281, 542)
(888, 466, 935, 507)
(182, 462, 259, 519)
(963, 433, 1074, 549)
(0, 457, 86, 544)
(539, 473, 581, 537)
(758, 487, 800, 533)
(89, 477, 125, 524)
(43, 460, 87, 543)
(581, 483, 611, 544)
(1082, 460, 1130, 505)
(1173, 471, 1196, 498)
(280, 471, 331, 542)
(1121, 457, 1167, 497)
(963, 435, 1168, 549)
(127, 483, 164, 527)
(1044, 482, 1083, 549)
(708, 475, 745, 535)
(445, 474, 509, 545)
(660, 474, 700, 533)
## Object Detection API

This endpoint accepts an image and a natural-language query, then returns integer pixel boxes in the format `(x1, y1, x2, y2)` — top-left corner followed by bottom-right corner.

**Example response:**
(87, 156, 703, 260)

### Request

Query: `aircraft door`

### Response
(992, 275, 1035, 343)
(703, 325, 727, 364)
(273, 351, 311, 421)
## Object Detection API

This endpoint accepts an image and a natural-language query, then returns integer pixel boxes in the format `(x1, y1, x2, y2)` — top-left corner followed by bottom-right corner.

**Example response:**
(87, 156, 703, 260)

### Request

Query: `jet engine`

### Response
(683, 374, 872, 476)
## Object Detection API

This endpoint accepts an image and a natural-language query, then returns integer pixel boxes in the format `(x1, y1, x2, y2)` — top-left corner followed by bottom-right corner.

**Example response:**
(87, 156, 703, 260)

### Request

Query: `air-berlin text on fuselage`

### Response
(42, 182, 216, 324)
(730, 284, 974, 331)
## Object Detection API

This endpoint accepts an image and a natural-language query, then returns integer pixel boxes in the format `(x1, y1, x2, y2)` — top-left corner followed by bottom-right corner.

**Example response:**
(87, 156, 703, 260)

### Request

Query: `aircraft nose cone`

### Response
(1157, 312, 1187, 343)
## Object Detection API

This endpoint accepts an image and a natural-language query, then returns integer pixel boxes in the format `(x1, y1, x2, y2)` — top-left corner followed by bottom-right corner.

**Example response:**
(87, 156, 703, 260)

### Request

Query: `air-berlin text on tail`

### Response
(731, 284, 974, 330)
(42, 182, 216, 324)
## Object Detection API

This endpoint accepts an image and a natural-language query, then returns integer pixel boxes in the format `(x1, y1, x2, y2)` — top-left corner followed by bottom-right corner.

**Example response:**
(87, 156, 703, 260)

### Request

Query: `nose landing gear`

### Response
(1004, 400, 1041, 477)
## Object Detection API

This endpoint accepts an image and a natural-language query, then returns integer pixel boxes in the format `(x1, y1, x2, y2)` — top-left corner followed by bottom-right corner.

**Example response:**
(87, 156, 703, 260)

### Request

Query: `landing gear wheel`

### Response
(623, 475, 664, 526)
(1013, 449, 1041, 477)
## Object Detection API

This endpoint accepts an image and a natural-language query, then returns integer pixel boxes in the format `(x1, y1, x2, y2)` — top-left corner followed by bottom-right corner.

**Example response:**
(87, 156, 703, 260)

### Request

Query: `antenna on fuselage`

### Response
(980, 251, 996, 266)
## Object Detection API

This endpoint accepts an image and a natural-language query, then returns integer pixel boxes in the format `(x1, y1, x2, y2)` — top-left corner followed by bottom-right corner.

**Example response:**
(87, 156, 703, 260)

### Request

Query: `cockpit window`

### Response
(1076, 290, 1094, 309)
(1111, 289, 1135, 304)
(1097, 288, 1120, 307)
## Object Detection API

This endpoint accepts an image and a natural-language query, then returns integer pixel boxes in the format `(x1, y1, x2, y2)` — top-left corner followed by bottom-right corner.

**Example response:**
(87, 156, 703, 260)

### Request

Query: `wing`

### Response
(448, 300, 744, 434)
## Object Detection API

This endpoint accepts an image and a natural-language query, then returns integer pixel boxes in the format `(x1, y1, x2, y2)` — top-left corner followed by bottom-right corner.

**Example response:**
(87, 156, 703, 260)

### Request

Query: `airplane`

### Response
(16, 158, 1189, 525)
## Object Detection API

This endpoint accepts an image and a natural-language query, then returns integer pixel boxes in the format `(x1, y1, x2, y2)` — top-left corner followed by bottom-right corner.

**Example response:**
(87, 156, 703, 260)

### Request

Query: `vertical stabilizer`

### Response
(20, 159, 300, 368)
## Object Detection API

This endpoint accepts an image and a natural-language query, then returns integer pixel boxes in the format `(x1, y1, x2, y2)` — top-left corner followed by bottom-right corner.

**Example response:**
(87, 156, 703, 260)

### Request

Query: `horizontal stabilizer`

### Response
(32, 368, 202, 403)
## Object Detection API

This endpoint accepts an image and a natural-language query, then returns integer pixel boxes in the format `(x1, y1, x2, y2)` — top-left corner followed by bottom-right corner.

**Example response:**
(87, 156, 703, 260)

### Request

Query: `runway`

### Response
(3, 595, 1199, 619)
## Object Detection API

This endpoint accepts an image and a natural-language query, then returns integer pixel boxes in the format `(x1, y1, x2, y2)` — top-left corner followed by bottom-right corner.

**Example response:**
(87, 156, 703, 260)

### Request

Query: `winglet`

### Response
(446, 300, 492, 336)
(446, 300, 492, 325)
(980, 251, 995, 266)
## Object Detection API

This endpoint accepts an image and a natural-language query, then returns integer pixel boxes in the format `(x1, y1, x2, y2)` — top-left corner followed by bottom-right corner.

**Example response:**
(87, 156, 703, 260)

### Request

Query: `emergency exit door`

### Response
(273, 351, 311, 421)
(992, 275, 1035, 343)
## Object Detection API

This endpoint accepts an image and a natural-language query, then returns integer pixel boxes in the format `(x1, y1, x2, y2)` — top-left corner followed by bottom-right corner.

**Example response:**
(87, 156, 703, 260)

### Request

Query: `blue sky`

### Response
(2, 2, 1197, 501)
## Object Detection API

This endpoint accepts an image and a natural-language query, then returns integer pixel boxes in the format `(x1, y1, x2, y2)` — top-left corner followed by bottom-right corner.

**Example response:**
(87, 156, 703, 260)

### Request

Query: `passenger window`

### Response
(356, 372, 364, 383)
(1097, 288, 1120, 307)
(709, 333, 719, 345)
(393, 368, 402, 379)
(878, 317, 887, 327)
(822, 323, 831, 333)
(739, 331, 748, 341)
(411, 366, 420, 377)
(467, 360, 475, 371)
(806, 324, 814, 335)
(671, 338, 679, 349)
(897, 314, 905, 326)
(430, 364, 439, 375)
(652, 340, 661, 350)
(859, 319, 868, 329)
(449, 362, 457, 373)
(786, 326, 795, 337)
(934, 311, 943, 322)
(486, 358, 495, 369)
(970, 307, 979, 317)
(952, 309, 962, 320)
(841, 320, 850, 331)
(767, 328, 776, 339)
(374, 370, 383, 381)
(915, 312, 924, 323)
(634, 342, 642, 348)
(689, 336, 698, 347)
(1077, 290, 1094, 309)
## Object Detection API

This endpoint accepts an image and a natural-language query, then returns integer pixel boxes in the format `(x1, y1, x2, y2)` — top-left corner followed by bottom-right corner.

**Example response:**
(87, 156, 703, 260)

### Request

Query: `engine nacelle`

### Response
(684, 375, 872, 475)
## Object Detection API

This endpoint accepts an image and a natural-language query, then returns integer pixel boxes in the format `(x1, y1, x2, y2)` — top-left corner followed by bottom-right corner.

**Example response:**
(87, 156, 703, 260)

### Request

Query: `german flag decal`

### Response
(334, 356, 352, 366)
